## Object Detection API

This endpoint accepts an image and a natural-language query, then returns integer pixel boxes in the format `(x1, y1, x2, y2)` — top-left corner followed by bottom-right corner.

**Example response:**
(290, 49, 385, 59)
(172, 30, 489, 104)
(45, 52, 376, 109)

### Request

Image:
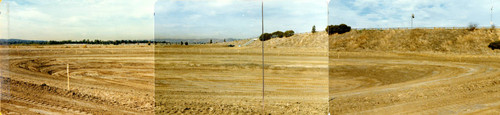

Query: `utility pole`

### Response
(327, 0, 330, 33)
(411, 13, 414, 29)
(491, 0, 494, 26)
(261, 0, 265, 114)
(7, 2, 9, 39)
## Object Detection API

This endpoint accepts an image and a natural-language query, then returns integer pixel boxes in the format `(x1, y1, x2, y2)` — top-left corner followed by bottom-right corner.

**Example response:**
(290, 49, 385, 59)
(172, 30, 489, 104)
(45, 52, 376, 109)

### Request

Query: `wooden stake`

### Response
(67, 64, 69, 90)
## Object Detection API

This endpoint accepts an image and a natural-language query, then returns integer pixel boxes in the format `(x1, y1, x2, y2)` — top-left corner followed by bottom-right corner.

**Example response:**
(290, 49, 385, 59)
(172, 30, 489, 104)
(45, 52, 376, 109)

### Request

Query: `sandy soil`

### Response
(329, 51, 500, 114)
(155, 45, 328, 114)
(1, 45, 154, 114)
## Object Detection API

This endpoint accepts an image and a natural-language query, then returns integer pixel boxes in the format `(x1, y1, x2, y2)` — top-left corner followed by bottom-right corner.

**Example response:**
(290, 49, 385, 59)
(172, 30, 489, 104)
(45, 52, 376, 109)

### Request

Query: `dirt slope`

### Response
(330, 28, 500, 54)
(218, 31, 328, 49)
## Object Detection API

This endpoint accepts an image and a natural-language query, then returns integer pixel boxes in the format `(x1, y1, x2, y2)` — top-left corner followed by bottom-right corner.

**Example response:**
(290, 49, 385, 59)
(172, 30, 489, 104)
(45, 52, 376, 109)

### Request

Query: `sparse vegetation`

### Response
(468, 23, 478, 31)
(330, 28, 498, 53)
(491, 24, 496, 32)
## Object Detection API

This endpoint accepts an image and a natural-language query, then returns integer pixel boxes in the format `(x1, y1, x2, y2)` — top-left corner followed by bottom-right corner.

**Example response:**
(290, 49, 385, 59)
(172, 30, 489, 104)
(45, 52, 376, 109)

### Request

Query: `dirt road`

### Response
(330, 52, 500, 114)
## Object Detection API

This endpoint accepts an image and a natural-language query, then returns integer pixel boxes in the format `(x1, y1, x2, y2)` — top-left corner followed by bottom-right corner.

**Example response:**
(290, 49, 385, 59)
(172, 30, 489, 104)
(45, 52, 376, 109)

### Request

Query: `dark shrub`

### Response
(312, 25, 316, 33)
(326, 24, 351, 35)
(259, 33, 272, 41)
(185, 42, 188, 45)
(228, 44, 235, 47)
(271, 31, 284, 38)
(468, 23, 478, 31)
(284, 30, 295, 37)
(488, 41, 500, 50)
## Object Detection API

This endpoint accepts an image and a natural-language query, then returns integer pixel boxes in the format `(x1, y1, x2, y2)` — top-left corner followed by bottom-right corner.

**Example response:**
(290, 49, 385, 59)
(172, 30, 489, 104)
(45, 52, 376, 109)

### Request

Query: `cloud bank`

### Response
(155, 0, 328, 39)
(330, 0, 499, 28)
(2, 0, 155, 40)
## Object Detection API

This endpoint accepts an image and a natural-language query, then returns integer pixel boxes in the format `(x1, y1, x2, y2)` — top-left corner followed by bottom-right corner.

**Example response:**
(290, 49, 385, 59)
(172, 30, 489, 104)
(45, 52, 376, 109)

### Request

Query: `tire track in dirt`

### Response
(329, 53, 500, 114)
(2, 48, 154, 114)
(1, 76, 145, 114)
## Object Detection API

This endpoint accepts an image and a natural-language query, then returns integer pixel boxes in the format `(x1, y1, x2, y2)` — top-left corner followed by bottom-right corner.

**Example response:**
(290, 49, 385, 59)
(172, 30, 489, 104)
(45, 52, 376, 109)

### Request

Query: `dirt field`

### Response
(0, 45, 154, 114)
(329, 29, 500, 114)
(155, 33, 329, 114)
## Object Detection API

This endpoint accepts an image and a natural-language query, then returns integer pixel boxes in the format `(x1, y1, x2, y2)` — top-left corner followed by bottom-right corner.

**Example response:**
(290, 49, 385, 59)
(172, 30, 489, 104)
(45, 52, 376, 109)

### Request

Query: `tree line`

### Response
(0, 39, 163, 45)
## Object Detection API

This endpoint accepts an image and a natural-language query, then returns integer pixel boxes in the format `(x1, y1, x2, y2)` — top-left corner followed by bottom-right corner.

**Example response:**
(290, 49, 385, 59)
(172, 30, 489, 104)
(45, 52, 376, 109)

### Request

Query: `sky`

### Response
(2, 0, 497, 40)
(0, 0, 155, 40)
(329, 0, 500, 28)
(155, 0, 328, 39)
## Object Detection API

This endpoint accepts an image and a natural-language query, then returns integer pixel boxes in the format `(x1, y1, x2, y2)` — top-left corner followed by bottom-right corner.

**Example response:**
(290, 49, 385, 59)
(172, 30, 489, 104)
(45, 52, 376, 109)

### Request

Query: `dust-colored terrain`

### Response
(330, 28, 500, 114)
(155, 32, 329, 114)
(1, 45, 154, 114)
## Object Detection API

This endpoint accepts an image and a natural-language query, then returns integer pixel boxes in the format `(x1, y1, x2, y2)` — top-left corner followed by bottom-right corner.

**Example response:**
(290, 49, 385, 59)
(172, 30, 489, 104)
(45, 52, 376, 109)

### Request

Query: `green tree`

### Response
(284, 30, 295, 37)
(312, 25, 316, 33)
(326, 24, 351, 35)
(259, 33, 272, 41)
(271, 31, 284, 38)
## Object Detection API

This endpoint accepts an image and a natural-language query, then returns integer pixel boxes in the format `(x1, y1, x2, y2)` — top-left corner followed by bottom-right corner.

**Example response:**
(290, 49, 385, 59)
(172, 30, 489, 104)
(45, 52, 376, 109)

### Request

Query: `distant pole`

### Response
(411, 13, 414, 29)
(327, 0, 330, 34)
(7, 2, 9, 39)
(67, 64, 69, 90)
(491, 0, 494, 26)
(261, 0, 265, 114)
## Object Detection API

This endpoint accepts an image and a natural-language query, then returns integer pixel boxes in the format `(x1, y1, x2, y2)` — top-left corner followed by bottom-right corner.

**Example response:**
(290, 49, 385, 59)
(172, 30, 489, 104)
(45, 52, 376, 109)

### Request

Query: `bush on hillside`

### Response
(468, 23, 478, 31)
(271, 31, 284, 38)
(489, 41, 500, 50)
(284, 30, 295, 37)
(326, 24, 351, 35)
(259, 33, 272, 41)
(312, 25, 316, 33)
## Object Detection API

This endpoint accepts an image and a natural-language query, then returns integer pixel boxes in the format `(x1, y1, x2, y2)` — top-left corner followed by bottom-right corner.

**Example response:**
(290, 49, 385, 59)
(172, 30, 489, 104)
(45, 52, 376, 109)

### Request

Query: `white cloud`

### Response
(155, 0, 327, 39)
(330, 0, 498, 28)
(3, 0, 156, 40)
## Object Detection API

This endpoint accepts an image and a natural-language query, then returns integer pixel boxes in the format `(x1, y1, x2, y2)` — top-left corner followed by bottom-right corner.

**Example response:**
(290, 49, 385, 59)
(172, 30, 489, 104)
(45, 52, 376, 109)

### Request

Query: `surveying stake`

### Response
(67, 64, 70, 90)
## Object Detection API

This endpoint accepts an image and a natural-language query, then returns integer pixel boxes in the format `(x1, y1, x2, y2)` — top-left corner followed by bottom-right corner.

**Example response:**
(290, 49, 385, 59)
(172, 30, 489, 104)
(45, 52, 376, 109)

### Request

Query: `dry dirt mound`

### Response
(217, 32, 328, 48)
(330, 28, 500, 54)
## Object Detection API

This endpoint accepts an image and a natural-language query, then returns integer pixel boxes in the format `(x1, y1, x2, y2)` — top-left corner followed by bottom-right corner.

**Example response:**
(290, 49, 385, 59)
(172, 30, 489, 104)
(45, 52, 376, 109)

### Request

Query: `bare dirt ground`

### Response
(155, 41, 328, 114)
(0, 45, 154, 114)
(329, 29, 500, 114)
(329, 51, 500, 114)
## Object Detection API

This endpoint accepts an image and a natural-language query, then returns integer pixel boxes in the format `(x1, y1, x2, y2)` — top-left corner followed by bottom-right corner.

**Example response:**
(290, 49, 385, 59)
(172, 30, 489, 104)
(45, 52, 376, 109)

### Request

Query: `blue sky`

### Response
(2, 0, 498, 40)
(155, 0, 328, 39)
(329, 0, 500, 28)
(0, 0, 155, 40)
